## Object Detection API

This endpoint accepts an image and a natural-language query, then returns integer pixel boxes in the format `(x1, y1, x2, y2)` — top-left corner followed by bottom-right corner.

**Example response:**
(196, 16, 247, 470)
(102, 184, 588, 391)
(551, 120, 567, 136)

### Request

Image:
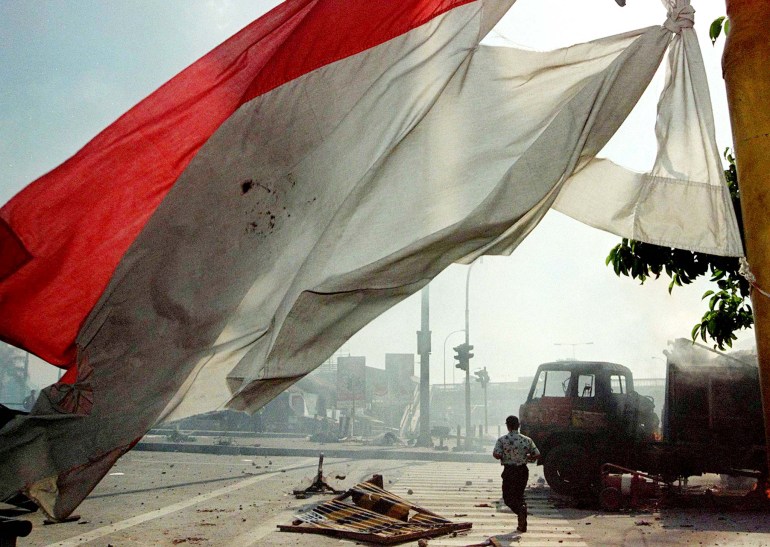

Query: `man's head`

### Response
(505, 415, 519, 431)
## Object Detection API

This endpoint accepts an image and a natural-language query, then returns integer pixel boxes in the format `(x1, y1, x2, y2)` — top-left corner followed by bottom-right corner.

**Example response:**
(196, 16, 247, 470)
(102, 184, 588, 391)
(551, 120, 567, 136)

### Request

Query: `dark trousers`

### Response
(501, 464, 528, 515)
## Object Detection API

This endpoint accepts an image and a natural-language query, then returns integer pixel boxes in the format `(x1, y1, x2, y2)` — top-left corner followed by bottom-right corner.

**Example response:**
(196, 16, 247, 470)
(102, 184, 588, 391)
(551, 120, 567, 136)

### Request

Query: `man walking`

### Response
(493, 415, 539, 533)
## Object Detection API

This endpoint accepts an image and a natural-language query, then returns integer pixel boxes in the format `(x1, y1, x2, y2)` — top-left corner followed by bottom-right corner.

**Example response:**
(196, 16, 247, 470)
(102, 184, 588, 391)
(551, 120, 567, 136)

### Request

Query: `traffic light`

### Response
(453, 343, 474, 371)
(474, 367, 490, 388)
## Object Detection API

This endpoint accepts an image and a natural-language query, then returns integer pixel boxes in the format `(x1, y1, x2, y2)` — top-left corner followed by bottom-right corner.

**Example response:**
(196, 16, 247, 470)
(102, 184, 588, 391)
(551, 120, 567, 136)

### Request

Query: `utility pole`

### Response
(463, 263, 476, 449)
(723, 0, 770, 478)
(415, 285, 433, 447)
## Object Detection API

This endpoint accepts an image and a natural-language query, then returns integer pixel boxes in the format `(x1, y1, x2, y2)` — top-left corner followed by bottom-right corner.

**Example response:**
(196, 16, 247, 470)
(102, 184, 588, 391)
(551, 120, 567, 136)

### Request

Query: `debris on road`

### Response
(292, 453, 345, 498)
(368, 431, 403, 446)
(463, 531, 521, 547)
(42, 515, 80, 525)
(599, 464, 664, 511)
(279, 474, 472, 545)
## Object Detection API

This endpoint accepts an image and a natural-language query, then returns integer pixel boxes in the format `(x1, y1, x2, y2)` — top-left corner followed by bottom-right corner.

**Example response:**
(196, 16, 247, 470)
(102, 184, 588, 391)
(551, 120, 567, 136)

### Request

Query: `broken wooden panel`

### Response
(279, 478, 472, 545)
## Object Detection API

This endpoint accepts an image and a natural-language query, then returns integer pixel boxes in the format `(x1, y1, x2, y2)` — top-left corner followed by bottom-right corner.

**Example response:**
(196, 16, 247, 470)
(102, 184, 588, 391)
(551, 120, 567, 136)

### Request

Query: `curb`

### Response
(134, 442, 494, 463)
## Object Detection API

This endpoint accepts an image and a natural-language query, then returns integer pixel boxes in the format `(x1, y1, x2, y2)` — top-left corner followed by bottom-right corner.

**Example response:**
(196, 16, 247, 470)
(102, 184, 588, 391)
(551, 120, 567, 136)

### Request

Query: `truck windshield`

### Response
(532, 369, 572, 398)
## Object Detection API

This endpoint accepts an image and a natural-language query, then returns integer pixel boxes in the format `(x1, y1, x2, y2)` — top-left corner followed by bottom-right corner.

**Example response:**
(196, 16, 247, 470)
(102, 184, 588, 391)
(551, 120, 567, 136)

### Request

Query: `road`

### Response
(9, 450, 770, 546)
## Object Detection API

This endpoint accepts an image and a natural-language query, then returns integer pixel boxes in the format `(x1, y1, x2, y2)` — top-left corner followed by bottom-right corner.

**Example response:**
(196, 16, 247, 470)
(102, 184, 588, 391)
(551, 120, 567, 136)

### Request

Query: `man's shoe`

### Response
(516, 508, 527, 532)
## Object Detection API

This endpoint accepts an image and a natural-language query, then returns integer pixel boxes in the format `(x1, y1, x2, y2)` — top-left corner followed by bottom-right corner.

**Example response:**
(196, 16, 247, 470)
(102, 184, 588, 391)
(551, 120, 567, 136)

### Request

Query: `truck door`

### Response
(569, 372, 608, 431)
(520, 368, 573, 434)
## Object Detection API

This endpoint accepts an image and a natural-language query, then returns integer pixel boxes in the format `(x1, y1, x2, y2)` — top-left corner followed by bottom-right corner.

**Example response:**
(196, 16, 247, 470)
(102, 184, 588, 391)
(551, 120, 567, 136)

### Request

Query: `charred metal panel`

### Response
(664, 339, 763, 447)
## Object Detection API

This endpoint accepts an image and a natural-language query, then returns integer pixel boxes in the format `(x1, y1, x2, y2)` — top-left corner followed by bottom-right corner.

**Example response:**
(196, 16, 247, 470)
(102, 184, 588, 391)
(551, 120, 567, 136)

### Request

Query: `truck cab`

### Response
(519, 361, 658, 494)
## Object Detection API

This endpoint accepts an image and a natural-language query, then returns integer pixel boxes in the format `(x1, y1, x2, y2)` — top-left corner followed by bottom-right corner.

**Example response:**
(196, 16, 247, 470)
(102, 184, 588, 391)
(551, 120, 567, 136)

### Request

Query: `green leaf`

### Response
(691, 323, 701, 341)
(710, 16, 725, 45)
(724, 18, 731, 37)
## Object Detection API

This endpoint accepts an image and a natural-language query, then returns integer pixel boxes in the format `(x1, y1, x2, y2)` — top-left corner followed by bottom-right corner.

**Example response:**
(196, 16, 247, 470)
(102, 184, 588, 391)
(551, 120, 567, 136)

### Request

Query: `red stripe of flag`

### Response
(0, 0, 476, 368)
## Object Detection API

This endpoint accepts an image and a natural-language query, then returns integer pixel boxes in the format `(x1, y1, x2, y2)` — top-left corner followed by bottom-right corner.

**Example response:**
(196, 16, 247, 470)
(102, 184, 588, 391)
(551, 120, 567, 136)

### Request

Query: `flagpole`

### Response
(723, 0, 770, 481)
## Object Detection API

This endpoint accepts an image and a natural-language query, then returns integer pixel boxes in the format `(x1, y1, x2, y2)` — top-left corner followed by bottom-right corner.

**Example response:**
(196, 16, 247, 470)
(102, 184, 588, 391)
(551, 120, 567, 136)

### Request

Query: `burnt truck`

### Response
(519, 339, 766, 495)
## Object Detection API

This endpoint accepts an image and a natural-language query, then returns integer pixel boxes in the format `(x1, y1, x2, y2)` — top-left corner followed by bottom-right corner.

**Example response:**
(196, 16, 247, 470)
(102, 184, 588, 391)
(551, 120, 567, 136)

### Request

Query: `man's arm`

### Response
(527, 439, 540, 462)
(492, 439, 503, 460)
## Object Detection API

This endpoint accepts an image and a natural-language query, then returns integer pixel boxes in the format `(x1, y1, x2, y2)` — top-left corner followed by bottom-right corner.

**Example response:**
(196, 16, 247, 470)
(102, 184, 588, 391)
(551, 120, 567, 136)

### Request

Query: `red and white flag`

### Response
(0, 0, 740, 519)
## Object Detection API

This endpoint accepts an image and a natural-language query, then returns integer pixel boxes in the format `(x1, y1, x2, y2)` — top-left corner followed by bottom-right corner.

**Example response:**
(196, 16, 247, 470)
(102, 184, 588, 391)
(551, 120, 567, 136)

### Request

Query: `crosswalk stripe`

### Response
(387, 462, 587, 546)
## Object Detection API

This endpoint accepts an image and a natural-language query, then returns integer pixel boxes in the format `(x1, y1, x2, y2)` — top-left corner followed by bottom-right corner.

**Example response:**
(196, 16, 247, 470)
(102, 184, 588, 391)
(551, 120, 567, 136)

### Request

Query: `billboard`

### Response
(336, 356, 366, 409)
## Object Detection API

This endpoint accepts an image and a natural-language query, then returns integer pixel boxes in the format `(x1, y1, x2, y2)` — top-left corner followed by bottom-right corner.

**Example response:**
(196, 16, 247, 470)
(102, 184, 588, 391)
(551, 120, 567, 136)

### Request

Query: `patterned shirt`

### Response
(493, 431, 540, 466)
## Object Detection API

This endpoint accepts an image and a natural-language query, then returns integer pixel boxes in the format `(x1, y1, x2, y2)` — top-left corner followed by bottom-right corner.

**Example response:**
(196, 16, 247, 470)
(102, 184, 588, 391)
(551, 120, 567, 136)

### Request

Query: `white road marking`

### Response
(390, 462, 587, 546)
(44, 457, 317, 547)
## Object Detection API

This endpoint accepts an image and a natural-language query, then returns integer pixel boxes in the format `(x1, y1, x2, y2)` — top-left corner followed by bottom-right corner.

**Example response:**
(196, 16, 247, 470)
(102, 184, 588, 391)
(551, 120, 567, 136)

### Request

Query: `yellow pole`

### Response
(722, 0, 770, 477)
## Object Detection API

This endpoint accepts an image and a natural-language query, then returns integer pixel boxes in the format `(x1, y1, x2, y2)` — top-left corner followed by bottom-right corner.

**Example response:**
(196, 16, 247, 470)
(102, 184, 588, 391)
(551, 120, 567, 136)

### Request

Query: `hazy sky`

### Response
(1, 0, 751, 391)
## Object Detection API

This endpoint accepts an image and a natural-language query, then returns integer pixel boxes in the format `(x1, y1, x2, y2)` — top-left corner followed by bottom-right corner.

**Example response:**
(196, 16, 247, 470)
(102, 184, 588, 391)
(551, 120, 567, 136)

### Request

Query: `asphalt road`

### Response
(7, 449, 770, 546)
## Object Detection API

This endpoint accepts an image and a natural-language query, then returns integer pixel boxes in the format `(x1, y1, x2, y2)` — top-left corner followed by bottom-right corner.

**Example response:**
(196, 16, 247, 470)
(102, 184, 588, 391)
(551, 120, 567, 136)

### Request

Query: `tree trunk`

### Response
(722, 0, 770, 477)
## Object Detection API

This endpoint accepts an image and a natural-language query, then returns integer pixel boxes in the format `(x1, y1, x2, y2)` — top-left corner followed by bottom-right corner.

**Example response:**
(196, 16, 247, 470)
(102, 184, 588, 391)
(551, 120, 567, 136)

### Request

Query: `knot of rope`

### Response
(739, 257, 770, 299)
(664, 4, 695, 34)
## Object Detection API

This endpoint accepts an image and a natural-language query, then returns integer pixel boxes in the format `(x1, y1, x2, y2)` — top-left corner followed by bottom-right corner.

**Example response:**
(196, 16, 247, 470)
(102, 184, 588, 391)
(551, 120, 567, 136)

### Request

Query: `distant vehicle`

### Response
(519, 346, 766, 496)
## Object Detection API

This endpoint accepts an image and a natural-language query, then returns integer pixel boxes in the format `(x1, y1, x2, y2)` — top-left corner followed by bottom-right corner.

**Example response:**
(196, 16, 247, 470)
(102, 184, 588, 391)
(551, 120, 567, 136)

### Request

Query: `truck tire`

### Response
(543, 443, 592, 495)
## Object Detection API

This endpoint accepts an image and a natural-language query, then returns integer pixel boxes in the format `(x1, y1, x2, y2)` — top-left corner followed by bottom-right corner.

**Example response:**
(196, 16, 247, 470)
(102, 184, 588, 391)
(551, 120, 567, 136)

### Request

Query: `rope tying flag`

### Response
(740, 257, 770, 299)
(664, 2, 695, 34)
